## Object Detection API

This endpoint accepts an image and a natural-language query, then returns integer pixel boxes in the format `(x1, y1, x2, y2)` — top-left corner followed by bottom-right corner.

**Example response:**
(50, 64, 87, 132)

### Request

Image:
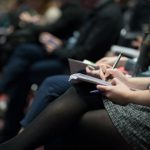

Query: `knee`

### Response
(79, 111, 93, 129)
(42, 76, 61, 87)
(38, 76, 68, 98)
(44, 75, 70, 91)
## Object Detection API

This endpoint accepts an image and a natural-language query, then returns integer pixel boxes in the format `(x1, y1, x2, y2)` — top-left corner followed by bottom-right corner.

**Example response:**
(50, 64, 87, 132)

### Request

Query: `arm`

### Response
(33, 3, 85, 38)
(97, 78, 150, 106)
(87, 65, 150, 90)
(105, 69, 150, 90)
(128, 90, 150, 106)
(54, 8, 122, 60)
(127, 77, 150, 90)
(95, 56, 128, 67)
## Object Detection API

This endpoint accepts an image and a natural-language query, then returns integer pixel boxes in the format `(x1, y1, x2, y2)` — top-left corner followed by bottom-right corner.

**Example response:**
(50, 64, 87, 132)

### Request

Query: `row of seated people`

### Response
(0, 0, 149, 149)
(0, 0, 124, 140)
(0, 0, 86, 68)
(0, 32, 150, 150)
(0, 0, 87, 138)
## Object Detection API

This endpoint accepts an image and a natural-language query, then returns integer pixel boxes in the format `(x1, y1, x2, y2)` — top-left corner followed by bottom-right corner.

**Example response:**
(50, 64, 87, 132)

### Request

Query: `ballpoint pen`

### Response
(90, 53, 122, 94)
(112, 53, 122, 69)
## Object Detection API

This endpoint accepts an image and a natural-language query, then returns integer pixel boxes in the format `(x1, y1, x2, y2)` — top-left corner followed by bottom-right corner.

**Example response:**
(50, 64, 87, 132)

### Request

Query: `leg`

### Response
(21, 75, 71, 127)
(4, 63, 67, 135)
(29, 60, 67, 85)
(0, 44, 46, 141)
(0, 47, 66, 142)
(0, 83, 99, 150)
(0, 43, 46, 93)
(77, 110, 133, 150)
(1, 74, 31, 141)
(0, 43, 50, 137)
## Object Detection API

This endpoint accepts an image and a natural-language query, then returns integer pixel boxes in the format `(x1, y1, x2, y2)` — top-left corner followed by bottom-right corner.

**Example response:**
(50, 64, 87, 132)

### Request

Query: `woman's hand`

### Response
(96, 57, 118, 66)
(39, 32, 62, 54)
(86, 64, 111, 79)
(20, 12, 41, 24)
(104, 69, 129, 84)
(97, 78, 132, 105)
(96, 56, 128, 67)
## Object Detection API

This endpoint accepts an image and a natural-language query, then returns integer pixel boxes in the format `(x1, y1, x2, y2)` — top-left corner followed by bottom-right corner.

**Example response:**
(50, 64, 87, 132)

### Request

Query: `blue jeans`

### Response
(1, 43, 67, 137)
(0, 43, 65, 93)
(21, 75, 71, 127)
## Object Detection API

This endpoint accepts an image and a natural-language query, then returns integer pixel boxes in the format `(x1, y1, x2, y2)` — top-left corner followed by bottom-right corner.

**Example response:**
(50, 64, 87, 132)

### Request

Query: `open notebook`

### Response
(68, 58, 111, 86)
(69, 73, 111, 86)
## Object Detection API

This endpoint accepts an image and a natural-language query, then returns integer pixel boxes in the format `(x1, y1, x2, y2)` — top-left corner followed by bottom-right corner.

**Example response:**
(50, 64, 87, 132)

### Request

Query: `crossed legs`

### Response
(0, 83, 131, 150)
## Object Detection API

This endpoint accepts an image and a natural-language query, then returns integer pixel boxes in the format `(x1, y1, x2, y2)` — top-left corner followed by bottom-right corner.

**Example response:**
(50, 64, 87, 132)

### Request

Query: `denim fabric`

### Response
(21, 75, 71, 127)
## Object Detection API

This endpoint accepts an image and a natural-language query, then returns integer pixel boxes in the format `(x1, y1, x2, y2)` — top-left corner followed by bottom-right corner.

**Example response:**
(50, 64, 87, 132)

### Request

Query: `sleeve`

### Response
(33, 3, 85, 39)
(53, 12, 122, 61)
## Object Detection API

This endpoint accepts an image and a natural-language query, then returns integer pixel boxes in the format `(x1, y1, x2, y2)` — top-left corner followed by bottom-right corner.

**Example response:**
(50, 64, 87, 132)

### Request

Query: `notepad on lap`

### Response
(69, 73, 111, 86)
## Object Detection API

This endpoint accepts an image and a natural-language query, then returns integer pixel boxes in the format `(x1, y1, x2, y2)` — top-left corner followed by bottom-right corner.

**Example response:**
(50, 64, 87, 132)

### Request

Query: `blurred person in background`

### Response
(0, 1, 126, 142)
(0, 0, 87, 142)
(0, 0, 85, 69)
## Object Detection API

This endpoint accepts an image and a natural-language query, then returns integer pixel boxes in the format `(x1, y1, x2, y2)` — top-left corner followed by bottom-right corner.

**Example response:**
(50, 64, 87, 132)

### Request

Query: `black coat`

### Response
(54, 0, 123, 62)
(34, 2, 86, 40)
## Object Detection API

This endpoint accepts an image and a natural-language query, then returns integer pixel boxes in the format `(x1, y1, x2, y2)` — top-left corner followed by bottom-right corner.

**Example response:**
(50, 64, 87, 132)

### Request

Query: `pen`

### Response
(90, 53, 122, 94)
(112, 53, 122, 69)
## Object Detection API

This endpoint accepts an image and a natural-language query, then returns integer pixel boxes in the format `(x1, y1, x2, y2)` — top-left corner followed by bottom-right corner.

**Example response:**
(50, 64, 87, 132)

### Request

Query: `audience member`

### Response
(0, 60, 150, 150)
(0, 0, 124, 141)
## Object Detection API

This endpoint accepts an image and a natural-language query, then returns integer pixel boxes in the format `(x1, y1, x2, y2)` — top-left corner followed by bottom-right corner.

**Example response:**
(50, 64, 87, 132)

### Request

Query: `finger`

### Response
(111, 78, 122, 85)
(96, 85, 109, 92)
(96, 58, 106, 64)
(86, 66, 93, 74)
(104, 69, 112, 79)
(107, 68, 121, 77)
(99, 65, 108, 79)
(99, 68, 106, 80)
(87, 65, 95, 71)
(92, 70, 100, 76)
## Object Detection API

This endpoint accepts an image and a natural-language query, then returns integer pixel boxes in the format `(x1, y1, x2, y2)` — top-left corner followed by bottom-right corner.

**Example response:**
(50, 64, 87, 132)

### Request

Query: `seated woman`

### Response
(20, 56, 128, 128)
(0, 59, 149, 150)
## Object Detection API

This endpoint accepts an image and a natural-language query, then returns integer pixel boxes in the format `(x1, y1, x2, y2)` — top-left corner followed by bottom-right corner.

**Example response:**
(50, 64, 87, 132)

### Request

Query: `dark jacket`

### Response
(53, 0, 123, 62)
(33, 2, 86, 40)
(7, 1, 86, 44)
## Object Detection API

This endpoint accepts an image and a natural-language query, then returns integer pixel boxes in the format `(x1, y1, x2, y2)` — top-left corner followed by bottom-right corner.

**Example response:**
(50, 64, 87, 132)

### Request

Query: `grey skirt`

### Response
(103, 99, 150, 150)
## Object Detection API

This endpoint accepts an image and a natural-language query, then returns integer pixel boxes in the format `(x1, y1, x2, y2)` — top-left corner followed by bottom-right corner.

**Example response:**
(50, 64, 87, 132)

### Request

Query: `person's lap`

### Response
(21, 76, 132, 150)
(77, 109, 132, 150)
(21, 75, 71, 127)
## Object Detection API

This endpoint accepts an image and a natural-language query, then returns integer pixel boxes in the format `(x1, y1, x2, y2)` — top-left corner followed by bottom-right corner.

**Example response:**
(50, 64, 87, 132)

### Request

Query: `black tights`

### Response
(77, 109, 132, 150)
(0, 84, 132, 150)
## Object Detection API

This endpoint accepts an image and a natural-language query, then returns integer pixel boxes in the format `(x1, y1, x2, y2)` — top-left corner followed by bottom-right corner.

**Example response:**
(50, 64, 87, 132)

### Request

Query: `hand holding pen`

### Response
(90, 53, 122, 94)
(97, 53, 122, 81)
(86, 53, 122, 80)
(112, 53, 122, 69)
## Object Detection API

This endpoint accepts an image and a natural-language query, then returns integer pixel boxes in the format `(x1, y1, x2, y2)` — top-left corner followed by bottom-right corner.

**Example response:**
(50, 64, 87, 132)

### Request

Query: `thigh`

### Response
(14, 43, 46, 61)
(21, 75, 71, 127)
(77, 110, 132, 150)
(29, 59, 66, 84)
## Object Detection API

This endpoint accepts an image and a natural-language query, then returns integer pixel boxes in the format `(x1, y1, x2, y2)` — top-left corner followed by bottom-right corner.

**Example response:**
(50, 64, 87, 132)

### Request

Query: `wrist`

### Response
(125, 77, 133, 88)
(124, 90, 135, 104)
(128, 90, 149, 106)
